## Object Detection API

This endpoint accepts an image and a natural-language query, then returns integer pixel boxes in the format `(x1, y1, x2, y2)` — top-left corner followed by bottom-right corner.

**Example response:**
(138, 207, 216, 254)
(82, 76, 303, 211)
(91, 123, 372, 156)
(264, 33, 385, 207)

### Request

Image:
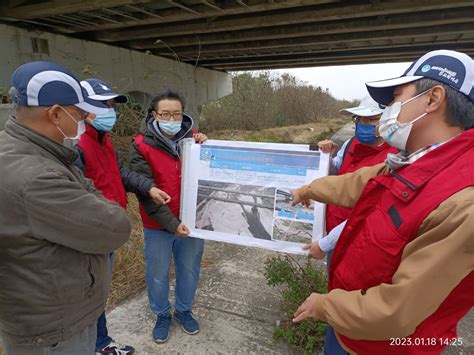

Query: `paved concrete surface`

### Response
(107, 241, 305, 354)
(444, 309, 474, 354)
(107, 239, 473, 355)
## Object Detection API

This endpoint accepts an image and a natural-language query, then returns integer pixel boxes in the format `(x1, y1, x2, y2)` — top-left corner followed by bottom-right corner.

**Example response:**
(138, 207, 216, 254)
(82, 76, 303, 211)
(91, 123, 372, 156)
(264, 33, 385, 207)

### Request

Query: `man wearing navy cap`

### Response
(77, 78, 171, 355)
(0, 61, 132, 354)
(291, 50, 474, 354)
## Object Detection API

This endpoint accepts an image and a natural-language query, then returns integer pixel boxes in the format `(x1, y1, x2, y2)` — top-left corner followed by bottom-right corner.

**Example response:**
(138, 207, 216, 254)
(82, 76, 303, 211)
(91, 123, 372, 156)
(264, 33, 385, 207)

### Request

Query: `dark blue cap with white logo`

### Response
(366, 50, 474, 105)
(80, 78, 128, 103)
(10, 61, 108, 114)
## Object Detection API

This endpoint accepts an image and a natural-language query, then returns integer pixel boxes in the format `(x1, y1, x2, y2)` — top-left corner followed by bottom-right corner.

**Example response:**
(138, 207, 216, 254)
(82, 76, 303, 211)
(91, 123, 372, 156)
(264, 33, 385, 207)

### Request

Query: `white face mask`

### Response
(377, 89, 430, 151)
(56, 107, 86, 148)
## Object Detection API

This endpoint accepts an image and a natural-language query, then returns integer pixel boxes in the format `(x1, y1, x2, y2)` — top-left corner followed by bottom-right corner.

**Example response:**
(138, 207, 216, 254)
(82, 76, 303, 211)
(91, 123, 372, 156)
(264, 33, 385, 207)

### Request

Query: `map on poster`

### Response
(180, 139, 329, 254)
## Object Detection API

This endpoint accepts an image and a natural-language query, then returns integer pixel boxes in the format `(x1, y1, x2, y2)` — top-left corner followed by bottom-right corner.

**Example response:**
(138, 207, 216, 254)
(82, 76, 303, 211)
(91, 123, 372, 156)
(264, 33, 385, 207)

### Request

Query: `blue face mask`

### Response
(91, 108, 117, 132)
(158, 120, 182, 136)
(355, 123, 379, 145)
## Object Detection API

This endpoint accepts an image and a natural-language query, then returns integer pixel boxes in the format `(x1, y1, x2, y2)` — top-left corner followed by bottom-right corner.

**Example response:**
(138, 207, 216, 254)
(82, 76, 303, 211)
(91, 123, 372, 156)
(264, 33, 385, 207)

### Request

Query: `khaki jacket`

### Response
(298, 163, 474, 344)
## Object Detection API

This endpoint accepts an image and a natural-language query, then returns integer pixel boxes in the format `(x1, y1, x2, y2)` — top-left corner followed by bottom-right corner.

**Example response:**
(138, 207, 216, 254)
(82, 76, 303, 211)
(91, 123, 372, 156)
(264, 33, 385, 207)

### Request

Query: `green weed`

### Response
(264, 254, 327, 354)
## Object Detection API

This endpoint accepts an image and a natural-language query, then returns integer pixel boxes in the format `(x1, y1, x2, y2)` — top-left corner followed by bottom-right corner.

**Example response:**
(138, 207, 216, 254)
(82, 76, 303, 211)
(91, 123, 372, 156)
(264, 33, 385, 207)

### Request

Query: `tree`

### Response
(201, 72, 349, 132)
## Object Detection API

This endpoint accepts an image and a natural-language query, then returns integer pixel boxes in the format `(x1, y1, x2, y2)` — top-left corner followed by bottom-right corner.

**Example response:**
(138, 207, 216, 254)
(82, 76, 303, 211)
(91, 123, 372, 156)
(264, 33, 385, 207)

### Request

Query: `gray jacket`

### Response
(0, 118, 131, 346)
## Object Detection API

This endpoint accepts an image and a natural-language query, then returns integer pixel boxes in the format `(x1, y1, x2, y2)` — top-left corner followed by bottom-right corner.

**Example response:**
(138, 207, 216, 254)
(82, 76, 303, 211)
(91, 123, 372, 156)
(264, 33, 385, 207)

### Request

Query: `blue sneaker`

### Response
(152, 313, 172, 343)
(174, 310, 199, 335)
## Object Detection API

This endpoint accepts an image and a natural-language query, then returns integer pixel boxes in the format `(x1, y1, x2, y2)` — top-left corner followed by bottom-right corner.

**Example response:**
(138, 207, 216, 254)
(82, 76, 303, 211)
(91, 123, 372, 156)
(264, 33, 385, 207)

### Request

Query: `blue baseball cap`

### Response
(10, 61, 108, 114)
(80, 78, 128, 103)
(366, 50, 474, 105)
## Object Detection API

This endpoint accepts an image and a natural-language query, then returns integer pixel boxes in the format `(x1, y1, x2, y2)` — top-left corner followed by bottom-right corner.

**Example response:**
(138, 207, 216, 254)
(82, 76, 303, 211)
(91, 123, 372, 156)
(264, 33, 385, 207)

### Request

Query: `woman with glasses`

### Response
(129, 90, 207, 345)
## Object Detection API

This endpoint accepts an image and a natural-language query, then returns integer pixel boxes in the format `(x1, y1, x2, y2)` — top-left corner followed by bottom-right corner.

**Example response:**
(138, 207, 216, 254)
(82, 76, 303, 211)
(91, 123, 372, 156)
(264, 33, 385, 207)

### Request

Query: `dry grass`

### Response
(107, 194, 146, 309)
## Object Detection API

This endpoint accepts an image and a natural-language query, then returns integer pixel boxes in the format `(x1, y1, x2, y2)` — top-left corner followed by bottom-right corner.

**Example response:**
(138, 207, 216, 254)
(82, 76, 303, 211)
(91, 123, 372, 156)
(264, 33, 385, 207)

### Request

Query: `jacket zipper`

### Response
(390, 171, 418, 190)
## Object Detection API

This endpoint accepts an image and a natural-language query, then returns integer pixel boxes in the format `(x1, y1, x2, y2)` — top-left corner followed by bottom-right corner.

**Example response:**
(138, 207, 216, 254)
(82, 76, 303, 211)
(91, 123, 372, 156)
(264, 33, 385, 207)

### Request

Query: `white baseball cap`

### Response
(340, 95, 385, 117)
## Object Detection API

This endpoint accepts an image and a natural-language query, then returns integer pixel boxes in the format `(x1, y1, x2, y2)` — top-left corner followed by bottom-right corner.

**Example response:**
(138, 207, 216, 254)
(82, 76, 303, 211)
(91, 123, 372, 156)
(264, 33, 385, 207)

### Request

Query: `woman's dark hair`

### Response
(148, 90, 186, 114)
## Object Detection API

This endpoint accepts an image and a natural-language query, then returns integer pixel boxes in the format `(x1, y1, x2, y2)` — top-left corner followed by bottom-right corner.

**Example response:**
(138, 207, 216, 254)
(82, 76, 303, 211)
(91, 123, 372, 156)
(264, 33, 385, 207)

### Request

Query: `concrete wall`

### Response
(0, 24, 232, 121)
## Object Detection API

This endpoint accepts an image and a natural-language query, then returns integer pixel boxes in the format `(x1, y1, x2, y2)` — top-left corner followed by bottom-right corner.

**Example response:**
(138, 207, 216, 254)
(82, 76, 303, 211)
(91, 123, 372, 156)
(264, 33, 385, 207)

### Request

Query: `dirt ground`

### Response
(111, 118, 350, 160)
(207, 119, 348, 144)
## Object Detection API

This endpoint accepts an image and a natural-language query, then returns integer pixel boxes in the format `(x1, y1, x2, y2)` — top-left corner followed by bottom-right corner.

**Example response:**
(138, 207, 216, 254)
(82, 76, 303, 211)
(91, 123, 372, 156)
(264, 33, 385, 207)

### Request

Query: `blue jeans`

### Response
(324, 326, 349, 355)
(326, 249, 333, 275)
(95, 312, 112, 350)
(323, 250, 348, 354)
(144, 228, 204, 316)
(95, 253, 114, 351)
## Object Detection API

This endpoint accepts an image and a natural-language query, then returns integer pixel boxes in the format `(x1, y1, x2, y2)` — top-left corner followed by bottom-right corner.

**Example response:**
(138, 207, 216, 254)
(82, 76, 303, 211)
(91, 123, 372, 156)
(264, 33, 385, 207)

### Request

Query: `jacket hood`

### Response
(142, 112, 194, 158)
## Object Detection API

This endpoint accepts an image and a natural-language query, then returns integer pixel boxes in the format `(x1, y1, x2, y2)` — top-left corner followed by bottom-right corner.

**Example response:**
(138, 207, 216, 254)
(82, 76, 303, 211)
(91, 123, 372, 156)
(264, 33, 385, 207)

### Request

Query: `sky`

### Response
(276, 62, 411, 101)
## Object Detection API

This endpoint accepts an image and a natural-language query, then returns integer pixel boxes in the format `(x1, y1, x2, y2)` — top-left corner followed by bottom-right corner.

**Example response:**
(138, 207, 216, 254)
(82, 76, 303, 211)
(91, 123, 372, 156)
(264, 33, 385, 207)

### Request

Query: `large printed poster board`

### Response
(180, 139, 329, 254)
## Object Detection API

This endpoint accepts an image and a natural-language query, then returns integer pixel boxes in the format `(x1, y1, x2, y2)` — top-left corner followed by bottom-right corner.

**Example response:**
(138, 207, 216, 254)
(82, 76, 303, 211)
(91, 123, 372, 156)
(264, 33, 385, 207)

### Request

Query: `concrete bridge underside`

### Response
(1, 0, 473, 71)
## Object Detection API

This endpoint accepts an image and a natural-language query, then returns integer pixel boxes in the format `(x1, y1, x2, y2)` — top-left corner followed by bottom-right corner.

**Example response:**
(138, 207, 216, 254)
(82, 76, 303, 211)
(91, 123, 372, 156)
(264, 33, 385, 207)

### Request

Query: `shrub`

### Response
(264, 254, 327, 354)
(201, 72, 357, 132)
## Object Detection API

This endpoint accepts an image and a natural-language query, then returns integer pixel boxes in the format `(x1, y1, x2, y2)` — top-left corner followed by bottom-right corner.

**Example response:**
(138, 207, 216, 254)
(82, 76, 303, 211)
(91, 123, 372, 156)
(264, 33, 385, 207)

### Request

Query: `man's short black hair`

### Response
(149, 90, 185, 113)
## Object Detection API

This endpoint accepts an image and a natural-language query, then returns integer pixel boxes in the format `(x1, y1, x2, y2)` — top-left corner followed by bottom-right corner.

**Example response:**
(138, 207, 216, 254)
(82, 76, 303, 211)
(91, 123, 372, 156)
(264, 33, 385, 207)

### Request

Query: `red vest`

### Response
(330, 130, 474, 354)
(133, 134, 182, 230)
(325, 139, 397, 233)
(77, 124, 127, 208)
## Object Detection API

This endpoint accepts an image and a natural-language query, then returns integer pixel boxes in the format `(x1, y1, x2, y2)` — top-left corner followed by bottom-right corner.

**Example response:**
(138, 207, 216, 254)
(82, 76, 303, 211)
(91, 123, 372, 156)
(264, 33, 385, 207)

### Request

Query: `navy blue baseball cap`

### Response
(10, 61, 108, 114)
(366, 50, 474, 105)
(80, 78, 128, 103)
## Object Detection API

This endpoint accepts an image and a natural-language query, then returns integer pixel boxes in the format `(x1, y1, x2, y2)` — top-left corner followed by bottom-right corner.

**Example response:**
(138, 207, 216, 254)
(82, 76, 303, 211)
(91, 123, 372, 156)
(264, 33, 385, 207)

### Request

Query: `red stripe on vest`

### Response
(77, 124, 127, 208)
(330, 130, 474, 354)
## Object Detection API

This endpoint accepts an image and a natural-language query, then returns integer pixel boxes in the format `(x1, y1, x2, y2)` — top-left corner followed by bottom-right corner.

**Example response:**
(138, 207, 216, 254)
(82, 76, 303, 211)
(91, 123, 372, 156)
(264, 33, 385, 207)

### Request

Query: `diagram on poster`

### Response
(180, 139, 329, 254)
